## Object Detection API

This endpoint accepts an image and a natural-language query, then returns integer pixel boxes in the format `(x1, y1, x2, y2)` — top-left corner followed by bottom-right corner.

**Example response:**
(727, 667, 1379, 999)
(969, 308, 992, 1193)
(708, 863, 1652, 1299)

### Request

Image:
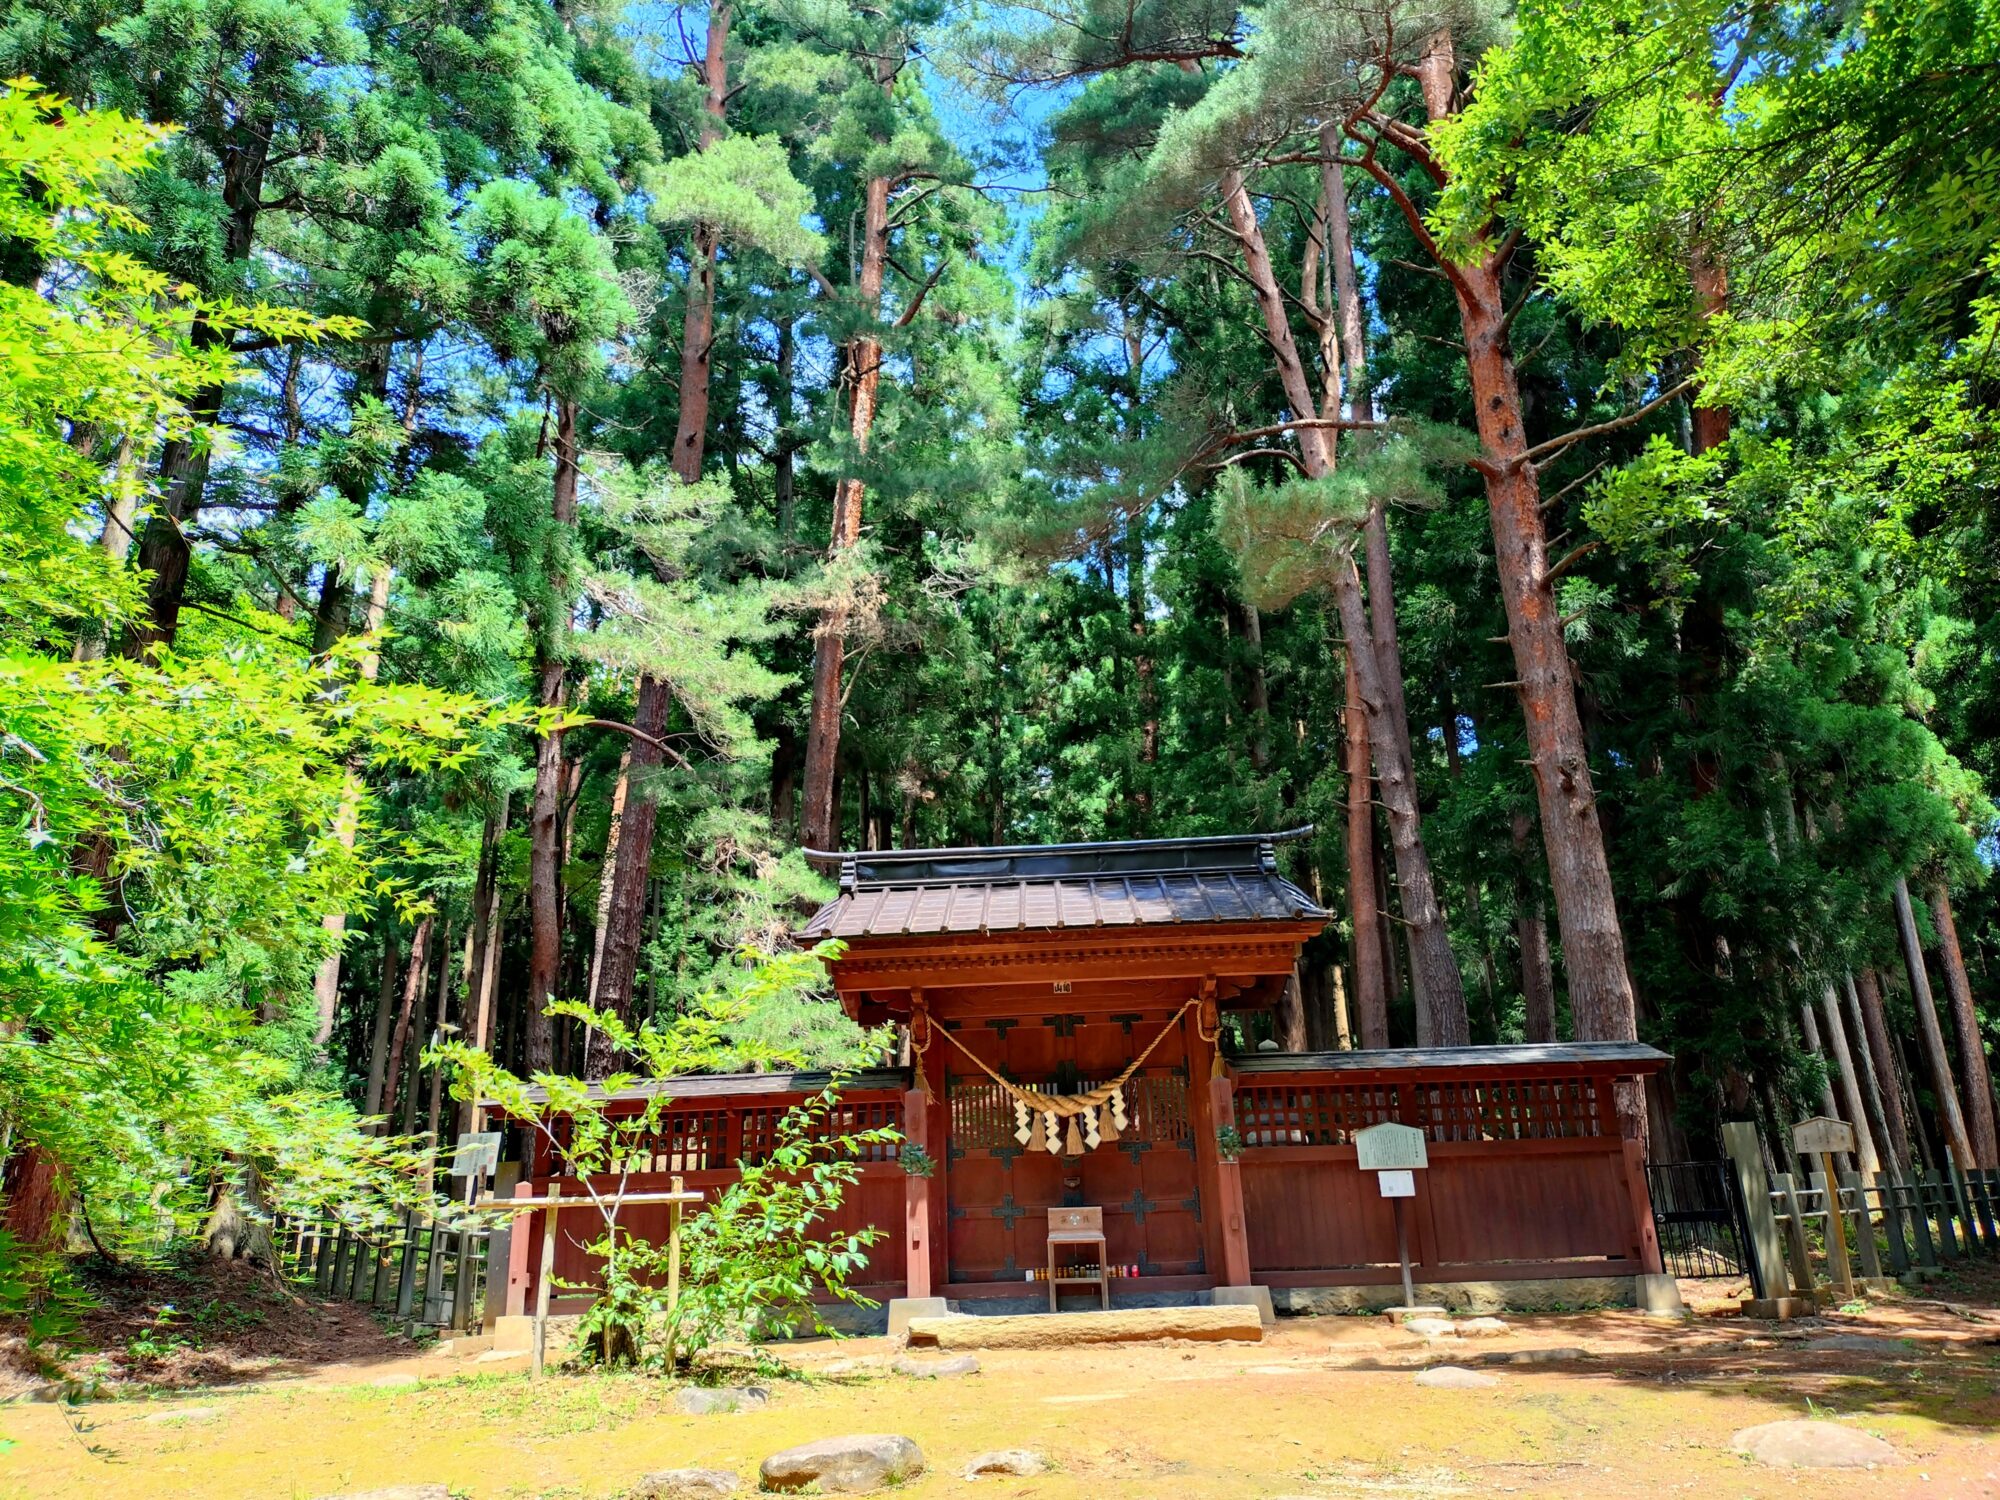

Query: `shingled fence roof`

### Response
(799, 828, 1330, 940)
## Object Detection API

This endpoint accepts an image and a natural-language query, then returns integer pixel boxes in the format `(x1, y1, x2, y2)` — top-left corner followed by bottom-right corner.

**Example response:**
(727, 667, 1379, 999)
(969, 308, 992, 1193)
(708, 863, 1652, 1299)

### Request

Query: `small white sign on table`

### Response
(1354, 1123, 1429, 1306)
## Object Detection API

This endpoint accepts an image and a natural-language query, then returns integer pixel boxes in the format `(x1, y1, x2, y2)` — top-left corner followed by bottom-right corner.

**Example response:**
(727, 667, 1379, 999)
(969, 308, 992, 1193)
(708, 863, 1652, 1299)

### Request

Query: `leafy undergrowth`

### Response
(0, 1251, 422, 1396)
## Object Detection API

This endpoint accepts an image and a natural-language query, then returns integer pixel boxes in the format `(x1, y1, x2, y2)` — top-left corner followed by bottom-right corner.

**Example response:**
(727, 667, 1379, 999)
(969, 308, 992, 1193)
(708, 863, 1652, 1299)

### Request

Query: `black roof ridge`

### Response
(803, 825, 1314, 868)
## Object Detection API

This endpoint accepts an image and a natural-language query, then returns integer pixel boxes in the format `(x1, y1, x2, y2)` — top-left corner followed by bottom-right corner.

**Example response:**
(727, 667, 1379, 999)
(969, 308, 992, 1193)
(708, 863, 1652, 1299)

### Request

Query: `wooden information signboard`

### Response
(1355, 1123, 1429, 1306)
(1791, 1116, 1856, 1299)
(1355, 1122, 1428, 1172)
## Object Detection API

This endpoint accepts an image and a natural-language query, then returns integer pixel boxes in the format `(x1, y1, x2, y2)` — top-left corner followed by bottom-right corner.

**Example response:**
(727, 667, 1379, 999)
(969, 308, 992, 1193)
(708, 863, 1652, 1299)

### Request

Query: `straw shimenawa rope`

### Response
(928, 999, 1199, 1117)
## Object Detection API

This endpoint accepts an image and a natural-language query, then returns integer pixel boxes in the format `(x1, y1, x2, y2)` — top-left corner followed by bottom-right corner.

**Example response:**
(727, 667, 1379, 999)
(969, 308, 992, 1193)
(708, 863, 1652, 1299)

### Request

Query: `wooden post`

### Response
(1183, 993, 1230, 1283)
(532, 1181, 560, 1379)
(1834, 1165, 1883, 1282)
(1721, 1121, 1791, 1303)
(1817, 1153, 1854, 1299)
(1209, 1074, 1253, 1287)
(1620, 1133, 1665, 1275)
(902, 1087, 933, 1301)
(1773, 1172, 1818, 1300)
(505, 1178, 533, 1317)
(666, 1174, 684, 1373)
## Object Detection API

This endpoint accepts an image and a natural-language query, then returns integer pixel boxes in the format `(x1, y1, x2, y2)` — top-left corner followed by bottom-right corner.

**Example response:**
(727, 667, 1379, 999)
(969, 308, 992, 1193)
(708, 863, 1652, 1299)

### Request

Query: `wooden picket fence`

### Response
(1767, 1163, 2000, 1285)
(1723, 1118, 2000, 1305)
(273, 1210, 492, 1334)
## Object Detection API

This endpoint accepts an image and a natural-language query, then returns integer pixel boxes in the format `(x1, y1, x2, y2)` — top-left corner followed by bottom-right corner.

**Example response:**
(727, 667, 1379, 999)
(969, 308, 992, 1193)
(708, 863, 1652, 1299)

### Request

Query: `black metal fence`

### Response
(1646, 1159, 1761, 1293)
(273, 1211, 492, 1334)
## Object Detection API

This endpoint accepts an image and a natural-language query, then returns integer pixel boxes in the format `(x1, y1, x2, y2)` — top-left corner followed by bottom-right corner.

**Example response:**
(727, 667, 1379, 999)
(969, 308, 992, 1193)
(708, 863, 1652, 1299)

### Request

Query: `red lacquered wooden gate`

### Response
(943, 1010, 1204, 1286)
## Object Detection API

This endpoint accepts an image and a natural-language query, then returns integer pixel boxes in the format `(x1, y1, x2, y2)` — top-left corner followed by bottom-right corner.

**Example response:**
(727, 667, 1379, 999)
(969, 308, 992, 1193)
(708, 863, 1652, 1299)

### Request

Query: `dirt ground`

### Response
(7, 1271, 2000, 1500)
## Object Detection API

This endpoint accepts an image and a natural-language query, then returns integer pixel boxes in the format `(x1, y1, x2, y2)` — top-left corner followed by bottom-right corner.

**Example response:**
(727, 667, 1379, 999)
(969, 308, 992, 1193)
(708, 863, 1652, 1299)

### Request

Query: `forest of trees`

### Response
(3, 0, 1998, 1277)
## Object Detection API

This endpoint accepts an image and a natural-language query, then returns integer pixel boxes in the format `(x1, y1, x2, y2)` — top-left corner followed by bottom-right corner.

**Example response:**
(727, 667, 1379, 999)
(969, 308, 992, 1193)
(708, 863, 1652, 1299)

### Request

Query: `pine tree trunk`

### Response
(1688, 241, 1732, 454)
(1796, 999, 1855, 1172)
(1216, 164, 1464, 1039)
(1361, 31, 1639, 1084)
(1893, 875, 1975, 1169)
(1329, 559, 1468, 1045)
(802, 167, 890, 851)
(1241, 601, 1271, 772)
(457, 793, 508, 1136)
(1930, 883, 1999, 1168)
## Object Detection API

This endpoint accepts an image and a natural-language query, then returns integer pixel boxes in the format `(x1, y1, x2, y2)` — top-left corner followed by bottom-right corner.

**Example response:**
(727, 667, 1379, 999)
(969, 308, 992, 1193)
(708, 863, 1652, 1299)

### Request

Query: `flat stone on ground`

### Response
(818, 1357, 887, 1377)
(1457, 1317, 1509, 1337)
(311, 1488, 450, 1500)
(759, 1434, 925, 1494)
(963, 1449, 1046, 1479)
(891, 1353, 979, 1378)
(1732, 1420, 1902, 1468)
(1804, 1334, 1910, 1355)
(675, 1385, 769, 1415)
(1415, 1366, 1500, 1390)
(1403, 1317, 1457, 1339)
(626, 1469, 741, 1499)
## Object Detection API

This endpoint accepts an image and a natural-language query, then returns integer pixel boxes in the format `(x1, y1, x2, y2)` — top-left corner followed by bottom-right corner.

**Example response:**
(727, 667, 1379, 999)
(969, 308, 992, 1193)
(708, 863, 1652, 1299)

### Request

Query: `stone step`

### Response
(904, 1304, 1263, 1350)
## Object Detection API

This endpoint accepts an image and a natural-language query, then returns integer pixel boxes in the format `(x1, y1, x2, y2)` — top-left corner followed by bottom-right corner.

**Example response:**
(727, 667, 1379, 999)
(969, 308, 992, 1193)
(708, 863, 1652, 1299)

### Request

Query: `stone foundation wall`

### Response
(1268, 1275, 1640, 1317)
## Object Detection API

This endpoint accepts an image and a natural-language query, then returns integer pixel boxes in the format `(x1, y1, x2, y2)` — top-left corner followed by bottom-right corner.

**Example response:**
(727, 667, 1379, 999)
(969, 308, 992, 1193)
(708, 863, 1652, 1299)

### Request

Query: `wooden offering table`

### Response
(1046, 1206, 1110, 1311)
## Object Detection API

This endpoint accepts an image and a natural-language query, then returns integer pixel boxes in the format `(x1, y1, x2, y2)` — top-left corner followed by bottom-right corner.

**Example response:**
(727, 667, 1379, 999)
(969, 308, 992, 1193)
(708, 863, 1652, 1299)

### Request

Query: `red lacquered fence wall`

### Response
(500, 1052, 1663, 1316)
(506, 1080, 908, 1315)
(1230, 1062, 1660, 1288)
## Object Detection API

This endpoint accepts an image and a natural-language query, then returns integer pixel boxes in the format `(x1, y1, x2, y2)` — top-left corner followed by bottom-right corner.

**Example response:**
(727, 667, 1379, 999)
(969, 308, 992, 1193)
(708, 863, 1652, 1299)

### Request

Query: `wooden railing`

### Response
(274, 1210, 491, 1333)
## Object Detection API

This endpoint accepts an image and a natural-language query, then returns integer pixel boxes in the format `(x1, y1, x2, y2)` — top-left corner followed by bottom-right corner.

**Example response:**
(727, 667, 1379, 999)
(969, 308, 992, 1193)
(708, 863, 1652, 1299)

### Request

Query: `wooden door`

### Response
(943, 1010, 1205, 1285)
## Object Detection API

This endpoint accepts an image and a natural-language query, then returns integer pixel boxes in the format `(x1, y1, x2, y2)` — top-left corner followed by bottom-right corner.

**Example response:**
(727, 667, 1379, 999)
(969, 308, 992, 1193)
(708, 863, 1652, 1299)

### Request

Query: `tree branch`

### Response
(1520, 377, 1697, 466)
(577, 719, 691, 768)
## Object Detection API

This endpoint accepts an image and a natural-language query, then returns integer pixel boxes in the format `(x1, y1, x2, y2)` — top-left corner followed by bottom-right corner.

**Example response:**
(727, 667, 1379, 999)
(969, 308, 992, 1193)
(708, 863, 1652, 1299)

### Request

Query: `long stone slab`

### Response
(904, 1305, 1263, 1349)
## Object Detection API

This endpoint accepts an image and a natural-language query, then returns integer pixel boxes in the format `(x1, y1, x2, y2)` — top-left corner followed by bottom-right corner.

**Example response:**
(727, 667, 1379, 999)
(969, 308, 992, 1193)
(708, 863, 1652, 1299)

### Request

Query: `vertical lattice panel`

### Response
(1236, 1083, 1402, 1145)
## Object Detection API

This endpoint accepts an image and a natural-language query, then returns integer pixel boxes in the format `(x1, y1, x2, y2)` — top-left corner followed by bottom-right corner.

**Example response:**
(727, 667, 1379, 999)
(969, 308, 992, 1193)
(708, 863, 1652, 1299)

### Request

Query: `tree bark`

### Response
(1329, 557, 1468, 1045)
(1215, 164, 1466, 1042)
(1852, 966, 1913, 1171)
(457, 791, 508, 1136)
(380, 915, 432, 1127)
(802, 165, 891, 852)
(587, 6, 731, 1069)
(311, 562, 394, 1044)
(1839, 972, 1900, 1175)
(1241, 601, 1271, 772)
(1796, 998, 1854, 1172)
(1353, 29, 1638, 1088)
(1893, 875, 1975, 1169)
(1345, 649, 1389, 1048)
(525, 396, 580, 1076)
(122, 102, 274, 656)
(1688, 240, 1732, 454)
(1819, 981, 1881, 1175)
(363, 926, 401, 1118)
(1930, 883, 1998, 1168)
